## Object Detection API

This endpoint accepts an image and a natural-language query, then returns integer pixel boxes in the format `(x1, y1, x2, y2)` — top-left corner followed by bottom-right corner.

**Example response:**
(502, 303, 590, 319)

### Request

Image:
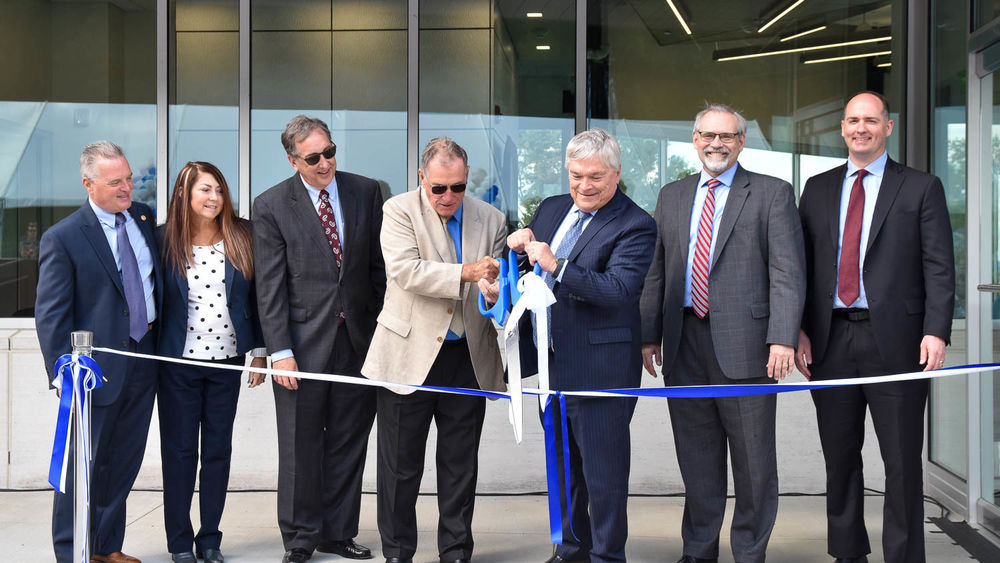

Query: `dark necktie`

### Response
(318, 189, 343, 268)
(691, 179, 719, 318)
(115, 213, 148, 342)
(318, 189, 345, 321)
(838, 169, 868, 306)
(535, 210, 587, 348)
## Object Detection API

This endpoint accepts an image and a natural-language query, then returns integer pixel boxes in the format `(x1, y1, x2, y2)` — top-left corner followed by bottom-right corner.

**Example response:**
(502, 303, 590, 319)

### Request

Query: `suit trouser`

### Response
(273, 329, 376, 551)
(667, 313, 777, 563)
(550, 394, 637, 563)
(810, 315, 927, 563)
(158, 355, 243, 554)
(53, 331, 158, 563)
(376, 339, 485, 561)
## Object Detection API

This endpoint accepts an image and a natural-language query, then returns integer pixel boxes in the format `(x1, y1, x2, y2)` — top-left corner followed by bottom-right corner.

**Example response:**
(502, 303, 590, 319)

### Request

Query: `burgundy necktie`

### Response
(838, 169, 868, 306)
(318, 189, 345, 321)
(691, 179, 719, 318)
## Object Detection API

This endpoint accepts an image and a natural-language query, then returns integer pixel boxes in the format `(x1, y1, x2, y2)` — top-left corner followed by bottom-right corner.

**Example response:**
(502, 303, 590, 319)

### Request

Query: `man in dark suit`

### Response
(640, 104, 806, 563)
(507, 129, 656, 563)
(795, 91, 954, 563)
(253, 115, 386, 563)
(36, 140, 162, 563)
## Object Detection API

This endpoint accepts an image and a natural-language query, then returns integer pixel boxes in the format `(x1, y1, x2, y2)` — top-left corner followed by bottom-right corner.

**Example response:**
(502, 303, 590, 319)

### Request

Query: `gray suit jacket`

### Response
(252, 171, 386, 373)
(640, 164, 806, 380)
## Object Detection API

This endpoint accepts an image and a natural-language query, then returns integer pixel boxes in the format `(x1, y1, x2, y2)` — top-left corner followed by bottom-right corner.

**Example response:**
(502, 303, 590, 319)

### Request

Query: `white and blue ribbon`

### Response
(48, 354, 104, 493)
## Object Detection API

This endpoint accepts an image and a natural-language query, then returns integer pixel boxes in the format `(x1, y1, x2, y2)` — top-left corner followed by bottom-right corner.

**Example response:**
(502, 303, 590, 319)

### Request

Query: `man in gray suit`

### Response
(253, 115, 386, 563)
(640, 103, 806, 563)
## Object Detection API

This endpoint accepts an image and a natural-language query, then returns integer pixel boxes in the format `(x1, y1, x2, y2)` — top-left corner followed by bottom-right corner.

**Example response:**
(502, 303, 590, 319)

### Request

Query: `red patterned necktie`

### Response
(318, 189, 345, 321)
(838, 169, 868, 306)
(691, 179, 719, 318)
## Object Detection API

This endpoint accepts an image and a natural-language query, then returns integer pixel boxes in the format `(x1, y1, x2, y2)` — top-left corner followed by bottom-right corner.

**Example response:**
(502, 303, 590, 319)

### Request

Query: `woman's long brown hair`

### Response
(162, 161, 254, 279)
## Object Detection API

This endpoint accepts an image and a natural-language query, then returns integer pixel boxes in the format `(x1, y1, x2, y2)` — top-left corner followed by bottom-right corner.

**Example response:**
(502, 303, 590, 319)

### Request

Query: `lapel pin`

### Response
(140, 215, 147, 221)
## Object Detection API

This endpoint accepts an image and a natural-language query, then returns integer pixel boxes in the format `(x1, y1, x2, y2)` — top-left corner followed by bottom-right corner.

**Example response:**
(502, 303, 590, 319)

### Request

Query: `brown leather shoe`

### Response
(91, 552, 141, 563)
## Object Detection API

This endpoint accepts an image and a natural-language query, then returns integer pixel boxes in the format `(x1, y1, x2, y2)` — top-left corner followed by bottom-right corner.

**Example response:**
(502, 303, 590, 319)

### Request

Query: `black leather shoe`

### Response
(171, 554, 196, 563)
(834, 558, 869, 563)
(385, 558, 413, 563)
(198, 548, 224, 563)
(281, 548, 312, 563)
(544, 555, 589, 563)
(441, 559, 470, 563)
(676, 556, 718, 563)
(316, 539, 373, 560)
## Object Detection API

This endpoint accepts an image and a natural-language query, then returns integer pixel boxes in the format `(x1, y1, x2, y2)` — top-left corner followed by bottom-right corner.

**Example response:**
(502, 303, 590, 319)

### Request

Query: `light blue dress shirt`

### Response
(833, 151, 887, 309)
(272, 174, 348, 362)
(683, 164, 737, 307)
(88, 199, 157, 322)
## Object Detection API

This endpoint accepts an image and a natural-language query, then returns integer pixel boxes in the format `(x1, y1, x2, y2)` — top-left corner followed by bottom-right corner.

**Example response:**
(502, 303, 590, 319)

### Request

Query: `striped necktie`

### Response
(691, 179, 719, 318)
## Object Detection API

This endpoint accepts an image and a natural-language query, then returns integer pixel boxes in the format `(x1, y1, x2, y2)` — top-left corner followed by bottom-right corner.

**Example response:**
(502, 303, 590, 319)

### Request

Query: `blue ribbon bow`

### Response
(49, 354, 104, 493)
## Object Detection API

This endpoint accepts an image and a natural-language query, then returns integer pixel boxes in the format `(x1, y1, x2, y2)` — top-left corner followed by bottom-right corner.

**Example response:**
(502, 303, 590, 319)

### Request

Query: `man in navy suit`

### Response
(36, 141, 162, 563)
(796, 92, 954, 563)
(507, 129, 656, 563)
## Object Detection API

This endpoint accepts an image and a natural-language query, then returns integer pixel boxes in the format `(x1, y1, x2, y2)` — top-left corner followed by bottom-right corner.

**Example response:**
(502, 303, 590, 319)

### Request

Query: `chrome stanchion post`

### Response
(71, 331, 93, 563)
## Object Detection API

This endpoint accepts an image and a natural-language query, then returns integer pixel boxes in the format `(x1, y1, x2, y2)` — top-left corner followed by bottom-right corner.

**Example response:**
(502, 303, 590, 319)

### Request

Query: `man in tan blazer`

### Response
(362, 138, 506, 563)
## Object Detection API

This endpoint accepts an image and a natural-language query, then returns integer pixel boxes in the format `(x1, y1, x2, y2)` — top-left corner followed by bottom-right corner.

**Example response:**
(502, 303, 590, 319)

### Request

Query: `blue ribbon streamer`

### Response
(48, 354, 104, 493)
(543, 393, 577, 545)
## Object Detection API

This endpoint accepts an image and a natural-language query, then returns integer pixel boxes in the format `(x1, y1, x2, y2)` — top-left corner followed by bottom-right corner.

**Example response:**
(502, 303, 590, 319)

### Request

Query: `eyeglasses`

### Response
(696, 131, 742, 143)
(300, 144, 337, 166)
(430, 183, 467, 195)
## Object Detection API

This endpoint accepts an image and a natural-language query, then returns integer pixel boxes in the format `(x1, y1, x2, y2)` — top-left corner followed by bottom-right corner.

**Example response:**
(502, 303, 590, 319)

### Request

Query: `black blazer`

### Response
(799, 157, 955, 373)
(156, 221, 264, 358)
(35, 201, 163, 406)
(518, 189, 657, 391)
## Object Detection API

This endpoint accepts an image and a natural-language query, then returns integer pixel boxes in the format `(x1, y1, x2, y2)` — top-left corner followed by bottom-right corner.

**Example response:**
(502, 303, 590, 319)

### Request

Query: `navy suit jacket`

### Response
(799, 157, 955, 373)
(155, 222, 264, 359)
(519, 189, 657, 391)
(35, 201, 163, 407)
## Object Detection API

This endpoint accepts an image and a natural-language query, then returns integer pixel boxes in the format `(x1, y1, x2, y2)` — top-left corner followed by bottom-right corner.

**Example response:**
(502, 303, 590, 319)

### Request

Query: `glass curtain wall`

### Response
(250, 0, 408, 201)
(419, 0, 576, 229)
(0, 0, 156, 317)
(586, 0, 903, 213)
(929, 0, 969, 480)
(169, 0, 240, 207)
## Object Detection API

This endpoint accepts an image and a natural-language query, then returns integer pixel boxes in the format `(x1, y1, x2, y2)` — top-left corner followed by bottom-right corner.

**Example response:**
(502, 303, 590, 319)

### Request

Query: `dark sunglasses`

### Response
(300, 144, 337, 166)
(430, 183, 467, 195)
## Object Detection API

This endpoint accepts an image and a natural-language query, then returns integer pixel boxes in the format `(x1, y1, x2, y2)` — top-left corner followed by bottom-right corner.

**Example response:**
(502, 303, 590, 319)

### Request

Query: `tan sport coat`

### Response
(362, 188, 506, 394)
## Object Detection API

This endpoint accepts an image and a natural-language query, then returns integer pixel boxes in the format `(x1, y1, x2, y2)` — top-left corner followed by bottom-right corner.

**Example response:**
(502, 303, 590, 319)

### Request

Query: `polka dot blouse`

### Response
(182, 243, 237, 360)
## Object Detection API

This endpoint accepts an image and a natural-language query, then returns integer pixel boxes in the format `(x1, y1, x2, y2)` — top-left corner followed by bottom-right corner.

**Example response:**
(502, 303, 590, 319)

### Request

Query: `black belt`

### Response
(832, 308, 870, 321)
(682, 307, 707, 319)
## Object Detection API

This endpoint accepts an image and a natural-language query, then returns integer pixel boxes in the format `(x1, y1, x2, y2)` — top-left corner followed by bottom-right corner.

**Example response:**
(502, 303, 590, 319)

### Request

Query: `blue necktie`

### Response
(115, 213, 148, 342)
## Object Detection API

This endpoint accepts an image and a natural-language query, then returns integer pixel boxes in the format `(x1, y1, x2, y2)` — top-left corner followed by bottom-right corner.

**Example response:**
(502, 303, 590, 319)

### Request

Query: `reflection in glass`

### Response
(0, 1, 155, 316)
(588, 0, 901, 212)
(986, 71, 1000, 507)
(420, 0, 576, 230)
(250, 0, 407, 201)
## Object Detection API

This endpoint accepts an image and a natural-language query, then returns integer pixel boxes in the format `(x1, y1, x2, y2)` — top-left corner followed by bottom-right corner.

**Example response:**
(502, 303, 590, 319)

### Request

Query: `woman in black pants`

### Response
(157, 161, 267, 563)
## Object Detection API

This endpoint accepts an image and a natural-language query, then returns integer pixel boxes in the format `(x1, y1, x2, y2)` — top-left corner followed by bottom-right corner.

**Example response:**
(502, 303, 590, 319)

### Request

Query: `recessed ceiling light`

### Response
(876, 62, 892, 68)
(803, 50, 892, 64)
(536, 45, 551, 51)
(527, 12, 543, 18)
(759, 0, 807, 33)
(665, 0, 692, 36)
(716, 36, 891, 62)
(780, 25, 827, 42)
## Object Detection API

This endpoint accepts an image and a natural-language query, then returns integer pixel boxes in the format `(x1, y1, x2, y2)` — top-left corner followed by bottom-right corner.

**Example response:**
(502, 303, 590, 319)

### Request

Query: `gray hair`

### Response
(693, 103, 747, 136)
(421, 137, 468, 170)
(281, 115, 332, 156)
(80, 140, 125, 180)
(564, 128, 621, 171)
